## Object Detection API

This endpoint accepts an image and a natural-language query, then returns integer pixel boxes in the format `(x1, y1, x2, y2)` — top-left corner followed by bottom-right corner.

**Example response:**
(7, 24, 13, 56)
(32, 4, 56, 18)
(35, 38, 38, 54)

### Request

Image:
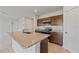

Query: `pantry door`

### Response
(63, 7, 78, 52)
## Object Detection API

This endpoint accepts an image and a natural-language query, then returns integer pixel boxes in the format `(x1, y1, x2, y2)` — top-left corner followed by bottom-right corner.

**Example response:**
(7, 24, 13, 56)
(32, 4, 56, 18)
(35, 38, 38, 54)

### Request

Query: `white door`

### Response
(73, 7, 79, 52)
(63, 7, 78, 52)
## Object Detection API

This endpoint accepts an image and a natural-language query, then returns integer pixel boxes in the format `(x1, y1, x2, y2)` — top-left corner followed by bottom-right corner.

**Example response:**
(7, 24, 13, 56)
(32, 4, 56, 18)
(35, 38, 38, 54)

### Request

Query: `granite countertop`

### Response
(10, 32, 49, 48)
(36, 29, 63, 34)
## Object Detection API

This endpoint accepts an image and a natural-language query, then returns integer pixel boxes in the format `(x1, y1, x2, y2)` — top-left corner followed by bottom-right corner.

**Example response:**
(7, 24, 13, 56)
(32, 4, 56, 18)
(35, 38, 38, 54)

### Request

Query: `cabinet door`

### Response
(50, 16, 58, 25)
(58, 15, 63, 25)
(37, 18, 51, 26)
(51, 15, 63, 25)
(49, 32, 63, 46)
(63, 7, 78, 52)
(37, 19, 43, 26)
(40, 39, 48, 53)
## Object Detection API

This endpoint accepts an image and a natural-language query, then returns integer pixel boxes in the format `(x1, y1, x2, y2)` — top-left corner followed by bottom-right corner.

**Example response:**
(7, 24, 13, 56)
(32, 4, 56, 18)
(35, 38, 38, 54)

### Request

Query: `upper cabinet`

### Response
(50, 15, 63, 25)
(37, 18, 51, 26)
(37, 15, 63, 26)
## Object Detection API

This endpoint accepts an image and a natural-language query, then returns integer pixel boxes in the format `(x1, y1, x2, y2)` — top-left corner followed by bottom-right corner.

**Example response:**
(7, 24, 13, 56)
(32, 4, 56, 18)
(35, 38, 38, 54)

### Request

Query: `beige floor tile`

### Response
(48, 42, 69, 53)
(0, 47, 14, 53)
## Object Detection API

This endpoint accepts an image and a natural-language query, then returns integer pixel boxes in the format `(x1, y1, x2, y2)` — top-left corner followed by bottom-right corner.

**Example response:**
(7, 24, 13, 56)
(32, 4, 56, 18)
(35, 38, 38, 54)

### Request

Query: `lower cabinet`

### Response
(49, 32, 63, 46)
(40, 39, 48, 53)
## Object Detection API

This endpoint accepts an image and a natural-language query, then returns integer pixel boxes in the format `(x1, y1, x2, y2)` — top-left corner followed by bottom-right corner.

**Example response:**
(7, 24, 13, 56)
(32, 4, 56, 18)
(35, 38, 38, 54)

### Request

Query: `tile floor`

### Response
(48, 42, 69, 53)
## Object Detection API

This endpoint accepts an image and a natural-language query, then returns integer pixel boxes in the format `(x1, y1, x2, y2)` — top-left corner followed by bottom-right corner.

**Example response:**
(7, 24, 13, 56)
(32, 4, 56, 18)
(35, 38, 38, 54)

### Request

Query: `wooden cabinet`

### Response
(50, 15, 63, 25)
(40, 39, 48, 53)
(37, 18, 51, 26)
(49, 32, 63, 46)
(37, 15, 63, 26)
(37, 19, 43, 26)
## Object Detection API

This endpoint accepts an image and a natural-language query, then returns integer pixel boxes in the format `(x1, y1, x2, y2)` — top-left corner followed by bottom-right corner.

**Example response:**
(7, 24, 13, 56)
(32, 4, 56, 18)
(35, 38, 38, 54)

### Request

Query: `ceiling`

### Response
(0, 6, 63, 19)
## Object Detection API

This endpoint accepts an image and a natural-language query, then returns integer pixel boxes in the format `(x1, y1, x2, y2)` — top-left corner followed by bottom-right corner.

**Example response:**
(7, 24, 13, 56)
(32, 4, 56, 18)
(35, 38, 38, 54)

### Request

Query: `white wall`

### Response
(0, 15, 13, 50)
(0, 16, 11, 36)
(12, 19, 20, 32)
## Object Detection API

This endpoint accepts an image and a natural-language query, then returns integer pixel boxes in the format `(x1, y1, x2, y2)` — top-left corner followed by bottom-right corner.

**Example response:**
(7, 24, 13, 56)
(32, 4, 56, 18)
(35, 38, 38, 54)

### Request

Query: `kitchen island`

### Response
(10, 32, 49, 53)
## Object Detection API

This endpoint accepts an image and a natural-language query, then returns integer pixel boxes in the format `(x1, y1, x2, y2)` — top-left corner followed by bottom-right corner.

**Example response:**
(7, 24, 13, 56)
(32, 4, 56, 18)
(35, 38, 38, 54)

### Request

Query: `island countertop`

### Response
(10, 32, 49, 48)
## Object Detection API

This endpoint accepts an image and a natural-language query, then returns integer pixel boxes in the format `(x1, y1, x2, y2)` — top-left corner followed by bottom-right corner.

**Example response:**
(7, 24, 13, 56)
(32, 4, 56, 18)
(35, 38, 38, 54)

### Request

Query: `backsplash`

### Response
(36, 25, 63, 32)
